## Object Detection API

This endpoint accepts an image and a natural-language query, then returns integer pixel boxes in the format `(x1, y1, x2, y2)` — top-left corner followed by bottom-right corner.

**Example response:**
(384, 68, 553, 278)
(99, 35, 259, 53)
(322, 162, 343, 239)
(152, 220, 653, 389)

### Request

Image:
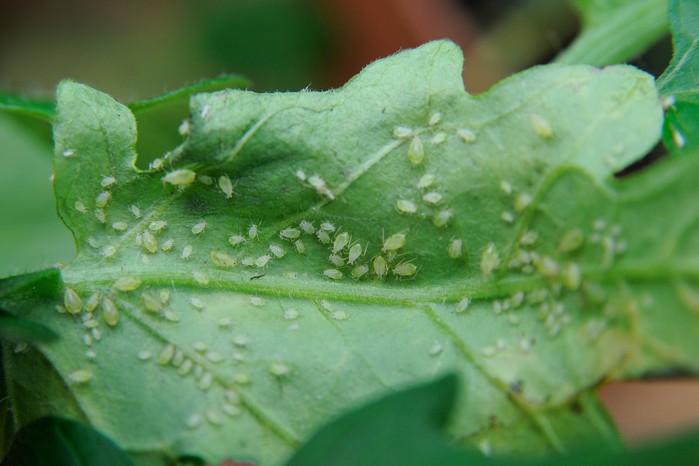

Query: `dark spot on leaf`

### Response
(185, 195, 209, 214)
(509, 380, 523, 394)
(570, 400, 583, 415)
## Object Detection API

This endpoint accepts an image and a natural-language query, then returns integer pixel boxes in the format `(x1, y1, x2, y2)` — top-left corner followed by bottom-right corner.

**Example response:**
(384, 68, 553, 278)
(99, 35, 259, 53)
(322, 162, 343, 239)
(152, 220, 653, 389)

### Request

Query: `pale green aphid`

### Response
(448, 239, 463, 259)
(95, 191, 111, 208)
(229, 235, 246, 247)
(101, 296, 120, 326)
(248, 224, 259, 239)
(428, 111, 442, 126)
(558, 228, 584, 253)
(280, 227, 301, 240)
(64, 287, 83, 315)
(211, 250, 238, 268)
(348, 243, 363, 264)
(422, 191, 443, 204)
(455, 296, 471, 313)
(101, 175, 117, 188)
(149, 220, 168, 232)
(393, 126, 413, 139)
(456, 128, 476, 142)
(514, 192, 532, 212)
(74, 200, 87, 214)
(324, 268, 343, 280)
(219, 174, 234, 199)
(333, 232, 350, 253)
(113, 276, 141, 291)
(382, 233, 405, 252)
(480, 242, 500, 276)
(198, 175, 213, 185)
(392, 262, 417, 277)
(192, 220, 207, 235)
(162, 168, 197, 186)
(529, 113, 554, 138)
(129, 204, 142, 218)
(417, 173, 435, 189)
(328, 254, 345, 267)
(181, 244, 193, 260)
(141, 292, 163, 313)
(68, 369, 93, 384)
(294, 240, 305, 254)
(192, 270, 210, 285)
(407, 136, 424, 165)
(112, 221, 128, 231)
(373, 256, 388, 278)
(101, 245, 117, 258)
(142, 230, 158, 253)
(433, 208, 454, 228)
(85, 293, 100, 312)
(94, 209, 107, 224)
(316, 230, 331, 244)
(161, 239, 175, 252)
(299, 220, 315, 234)
(351, 264, 369, 279)
(255, 255, 271, 268)
(396, 199, 417, 214)
(320, 221, 336, 232)
(269, 244, 285, 258)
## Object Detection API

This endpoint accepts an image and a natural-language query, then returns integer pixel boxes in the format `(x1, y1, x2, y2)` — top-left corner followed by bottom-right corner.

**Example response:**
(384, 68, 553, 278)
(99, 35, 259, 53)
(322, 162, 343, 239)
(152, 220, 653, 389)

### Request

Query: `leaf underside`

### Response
(4, 40, 699, 466)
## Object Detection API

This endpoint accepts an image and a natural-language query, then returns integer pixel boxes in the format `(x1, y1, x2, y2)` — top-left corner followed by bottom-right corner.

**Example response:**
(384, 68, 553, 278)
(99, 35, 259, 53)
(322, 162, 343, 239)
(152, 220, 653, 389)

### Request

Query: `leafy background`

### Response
(1, 2, 691, 466)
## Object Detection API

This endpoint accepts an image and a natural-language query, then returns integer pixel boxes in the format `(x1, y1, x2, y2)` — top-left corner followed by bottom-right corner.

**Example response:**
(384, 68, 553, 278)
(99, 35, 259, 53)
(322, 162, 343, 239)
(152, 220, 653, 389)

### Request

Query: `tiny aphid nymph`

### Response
(392, 262, 417, 277)
(229, 235, 245, 247)
(333, 232, 350, 253)
(192, 220, 207, 235)
(407, 136, 424, 165)
(324, 268, 343, 280)
(162, 168, 196, 186)
(382, 233, 405, 252)
(219, 175, 234, 199)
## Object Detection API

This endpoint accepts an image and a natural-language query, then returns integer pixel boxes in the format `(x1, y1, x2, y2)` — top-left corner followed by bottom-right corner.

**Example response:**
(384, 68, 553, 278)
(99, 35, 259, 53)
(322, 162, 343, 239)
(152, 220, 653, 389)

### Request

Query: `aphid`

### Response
(101, 296, 119, 326)
(671, 127, 686, 148)
(149, 157, 164, 171)
(396, 199, 417, 214)
(85, 293, 100, 312)
(112, 221, 128, 231)
(407, 136, 424, 165)
(200, 104, 211, 119)
(190, 297, 205, 310)
(160, 289, 171, 304)
(373, 256, 388, 278)
(392, 262, 417, 277)
(422, 191, 443, 204)
(428, 112, 442, 126)
(101, 176, 117, 188)
(331, 310, 349, 321)
(68, 369, 93, 384)
(141, 292, 163, 313)
(534, 255, 559, 277)
(181, 244, 193, 260)
(530, 114, 553, 138)
(192, 270, 210, 285)
(382, 233, 405, 252)
(333, 232, 350, 253)
(241, 257, 255, 267)
(62, 149, 76, 158)
(561, 263, 581, 290)
(162, 168, 196, 187)
(233, 334, 249, 347)
(161, 239, 175, 252)
(232, 373, 250, 385)
(192, 220, 207, 235)
(499, 180, 513, 195)
(95, 191, 111, 209)
(137, 350, 151, 361)
(429, 342, 443, 356)
(280, 227, 301, 240)
(270, 362, 291, 377)
(219, 175, 234, 199)
(294, 240, 305, 254)
(186, 413, 202, 429)
(142, 230, 158, 253)
(198, 175, 213, 185)
(324, 268, 343, 280)
(519, 230, 538, 246)
(206, 351, 225, 363)
(269, 244, 285, 258)
(172, 349, 185, 367)
(74, 201, 87, 214)
(248, 224, 259, 239)
(149, 220, 167, 232)
(455, 296, 471, 313)
(178, 359, 193, 376)
(255, 255, 271, 268)
(347, 243, 363, 264)
(222, 403, 241, 417)
(456, 128, 476, 142)
(94, 209, 107, 224)
(320, 300, 334, 312)
(328, 254, 345, 267)
(432, 208, 454, 228)
(228, 234, 245, 248)
(308, 174, 335, 199)
(316, 229, 331, 244)
(480, 242, 500, 276)
(501, 212, 514, 223)
(448, 239, 463, 259)
(514, 193, 532, 212)
(129, 205, 142, 219)
(101, 245, 117, 258)
(64, 287, 83, 315)
(351, 264, 369, 279)
(295, 169, 307, 182)
(558, 228, 584, 253)
(113, 276, 141, 291)
(417, 174, 436, 192)
(87, 237, 100, 249)
(429, 132, 449, 147)
(393, 126, 413, 139)
(320, 221, 336, 232)
(283, 271, 299, 279)
(157, 344, 175, 365)
(211, 250, 238, 268)
(299, 220, 315, 234)
(178, 119, 191, 136)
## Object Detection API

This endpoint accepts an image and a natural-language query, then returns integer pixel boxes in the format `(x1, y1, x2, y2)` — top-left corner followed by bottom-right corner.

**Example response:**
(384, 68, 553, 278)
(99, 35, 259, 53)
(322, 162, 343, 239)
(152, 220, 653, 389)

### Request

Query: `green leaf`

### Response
(657, 0, 699, 153)
(286, 373, 476, 466)
(557, 0, 668, 66)
(3, 416, 134, 466)
(0, 313, 58, 344)
(8, 40, 699, 466)
(0, 91, 54, 121)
